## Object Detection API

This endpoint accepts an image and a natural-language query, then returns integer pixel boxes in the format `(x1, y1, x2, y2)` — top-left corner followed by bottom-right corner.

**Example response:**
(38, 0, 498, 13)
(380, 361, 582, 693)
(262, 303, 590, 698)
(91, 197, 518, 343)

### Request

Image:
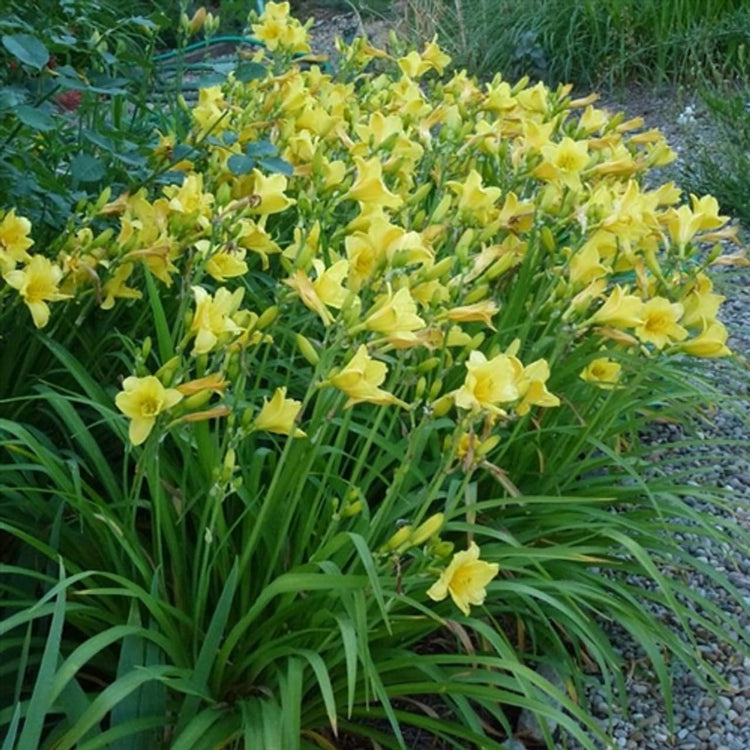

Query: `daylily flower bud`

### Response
(431, 540, 455, 559)
(183, 389, 214, 410)
(381, 524, 413, 553)
(221, 448, 236, 482)
(463, 284, 489, 305)
(409, 513, 445, 546)
(341, 500, 364, 517)
(425, 256, 454, 281)
(541, 226, 556, 252)
(295, 333, 320, 365)
(188, 7, 207, 35)
(417, 357, 440, 373)
(430, 194, 453, 223)
(455, 228, 475, 263)
(256, 305, 279, 329)
(429, 378, 443, 400)
(431, 393, 453, 417)
(155, 355, 181, 385)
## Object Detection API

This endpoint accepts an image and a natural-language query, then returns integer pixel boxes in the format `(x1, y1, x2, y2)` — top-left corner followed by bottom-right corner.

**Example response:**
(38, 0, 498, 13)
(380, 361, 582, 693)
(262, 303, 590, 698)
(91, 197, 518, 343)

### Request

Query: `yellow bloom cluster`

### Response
(0, 6, 742, 613)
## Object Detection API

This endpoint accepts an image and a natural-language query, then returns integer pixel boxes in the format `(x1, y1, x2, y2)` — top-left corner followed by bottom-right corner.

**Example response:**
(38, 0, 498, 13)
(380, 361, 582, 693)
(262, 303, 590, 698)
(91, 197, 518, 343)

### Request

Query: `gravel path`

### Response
(299, 12, 750, 748)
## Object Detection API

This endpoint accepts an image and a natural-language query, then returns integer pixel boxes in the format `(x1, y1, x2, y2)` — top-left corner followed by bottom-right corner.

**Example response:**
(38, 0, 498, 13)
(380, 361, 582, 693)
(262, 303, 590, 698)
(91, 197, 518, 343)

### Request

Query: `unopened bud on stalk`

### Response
(183, 389, 213, 410)
(469, 332, 485, 351)
(341, 500, 364, 517)
(431, 540, 454, 559)
(216, 183, 232, 206)
(381, 524, 413, 553)
(155, 355, 181, 385)
(203, 12, 220, 37)
(416, 357, 440, 373)
(408, 513, 444, 546)
(221, 448, 236, 482)
(430, 194, 452, 223)
(256, 305, 279, 329)
(188, 7, 207, 35)
(141, 336, 152, 361)
(431, 393, 453, 417)
(425, 256, 454, 281)
(464, 283, 489, 304)
(455, 228, 475, 263)
(411, 209, 426, 231)
(541, 226, 556, 252)
(428, 378, 443, 400)
(415, 376, 427, 398)
(295, 333, 320, 365)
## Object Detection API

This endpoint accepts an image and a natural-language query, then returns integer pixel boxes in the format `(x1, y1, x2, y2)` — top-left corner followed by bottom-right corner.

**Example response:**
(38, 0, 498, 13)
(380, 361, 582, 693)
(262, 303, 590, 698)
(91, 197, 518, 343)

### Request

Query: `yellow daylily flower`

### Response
(426, 542, 499, 616)
(115, 375, 183, 446)
(189, 286, 244, 355)
(327, 345, 407, 409)
(3, 255, 71, 328)
(236, 219, 282, 269)
(284, 259, 350, 326)
(580, 357, 622, 389)
(0, 209, 34, 271)
(361, 287, 426, 340)
(421, 36, 451, 74)
(679, 321, 731, 358)
(588, 285, 644, 329)
(568, 242, 609, 286)
(443, 300, 499, 329)
(516, 359, 560, 416)
(535, 137, 590, 191)
(101, 263, 142, 310)
(253, 387, 306, 437)
(163, 173, 214, 222)
(251, 1, 310, 53)
(175, 372, 229, 396)
(453, 350, 524, 415)
(345, 157, 403, 210)
(233, 171, 296, 215)
(681, 273, 724, 329)
(446, 169, 501, 224)
(634, 297, 687, 349)
(192, 85, 227, 137)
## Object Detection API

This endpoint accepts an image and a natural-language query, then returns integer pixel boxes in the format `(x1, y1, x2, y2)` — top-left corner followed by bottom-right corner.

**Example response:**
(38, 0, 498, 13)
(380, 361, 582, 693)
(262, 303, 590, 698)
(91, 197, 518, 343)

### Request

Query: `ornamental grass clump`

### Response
(1, 3, 748, 747)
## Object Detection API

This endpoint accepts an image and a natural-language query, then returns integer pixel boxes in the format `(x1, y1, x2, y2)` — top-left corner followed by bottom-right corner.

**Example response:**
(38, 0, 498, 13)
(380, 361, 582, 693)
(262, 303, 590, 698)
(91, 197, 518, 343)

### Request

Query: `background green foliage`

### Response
(679, 84, 750, 227)
(402, 0, 750, 87)
(1, 2, 749, 748)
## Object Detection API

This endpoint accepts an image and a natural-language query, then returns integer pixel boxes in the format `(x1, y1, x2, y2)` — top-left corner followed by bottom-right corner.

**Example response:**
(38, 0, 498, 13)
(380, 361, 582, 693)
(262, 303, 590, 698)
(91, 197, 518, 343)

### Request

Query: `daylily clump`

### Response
(0, 4, 743, 622)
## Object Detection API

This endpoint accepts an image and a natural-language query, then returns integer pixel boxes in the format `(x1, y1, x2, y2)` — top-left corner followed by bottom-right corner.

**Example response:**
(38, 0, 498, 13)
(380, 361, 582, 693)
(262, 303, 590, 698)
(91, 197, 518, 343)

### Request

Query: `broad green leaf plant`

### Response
(1, 2, 749, 747)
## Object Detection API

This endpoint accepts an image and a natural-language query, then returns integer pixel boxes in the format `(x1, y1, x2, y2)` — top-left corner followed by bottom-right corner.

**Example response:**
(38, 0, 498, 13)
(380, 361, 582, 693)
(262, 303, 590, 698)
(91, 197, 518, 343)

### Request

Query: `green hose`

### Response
(153, 36, 264, 62)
